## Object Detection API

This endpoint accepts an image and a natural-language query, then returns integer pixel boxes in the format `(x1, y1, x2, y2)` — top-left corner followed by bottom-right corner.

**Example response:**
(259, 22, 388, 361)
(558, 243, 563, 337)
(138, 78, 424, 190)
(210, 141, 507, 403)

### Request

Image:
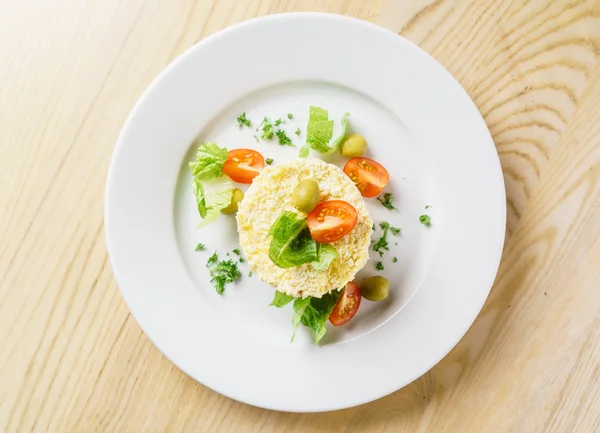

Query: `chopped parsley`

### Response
(206, 252, 219, 266)
(392, 257, 398, 263)
(274, 118, 284, 127)
(253, 135, 259, 143)
(295, 128, 301, 136)
(233, 249, 241, 256)
(276, 129, 293, 146)
(376, 262, 384, 271)
(425, 205, 432, 209)
(287, 113, 293, 119)
(261, 117, 274, 140)
(195, 243, 205, 251)
(390, 226, 401, 236)
(372, 224, 376, 231)
(236, 112, 251, 128)
(239, 257, 245, 263)
(419, 215, 431, 226)
(377, 193, 396, 210)
(206, 252, 241, 294)
(248, 271, 253, 277)
(265, 158, 274, 165)
(373, 222, 390, 257)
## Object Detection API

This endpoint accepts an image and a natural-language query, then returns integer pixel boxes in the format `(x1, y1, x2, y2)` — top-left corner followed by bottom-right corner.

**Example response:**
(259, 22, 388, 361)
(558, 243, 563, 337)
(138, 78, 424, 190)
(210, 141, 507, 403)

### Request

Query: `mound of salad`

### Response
(189, 107, 432, 343)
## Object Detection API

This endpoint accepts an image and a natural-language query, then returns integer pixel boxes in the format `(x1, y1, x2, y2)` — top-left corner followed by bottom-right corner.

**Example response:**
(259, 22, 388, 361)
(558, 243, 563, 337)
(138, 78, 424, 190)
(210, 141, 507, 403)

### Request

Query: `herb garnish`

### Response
(377, 193, 396, 210)
(195, 243, 205, 251)
(265, 158, 274, 165)
(207, 252, 218, 266)
(274, 118, 284, 127)
(236, 112, 251, 128)
(209, 258, 241, 294)
(419, 215, 431, 226)
(376, 262, 384, 271)
(373, 221, 390, 256)
(295, 128, 301, 136)
(276, 129, 293, 146)
(390, 226, 401, 236)
(287, 113, 293, 119)
(261, 117, 274, 140)
(392, 257, 398, 263)
(248, 271, 253, 277)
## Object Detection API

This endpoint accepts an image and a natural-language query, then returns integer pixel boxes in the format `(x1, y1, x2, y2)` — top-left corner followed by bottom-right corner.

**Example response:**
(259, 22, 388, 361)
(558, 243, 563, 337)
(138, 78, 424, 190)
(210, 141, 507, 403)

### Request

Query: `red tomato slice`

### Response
(343, 157, 390, 198)
(223, 149, 265, 184)
(306, 200, 358, 244)
(330, 282, 362, 326)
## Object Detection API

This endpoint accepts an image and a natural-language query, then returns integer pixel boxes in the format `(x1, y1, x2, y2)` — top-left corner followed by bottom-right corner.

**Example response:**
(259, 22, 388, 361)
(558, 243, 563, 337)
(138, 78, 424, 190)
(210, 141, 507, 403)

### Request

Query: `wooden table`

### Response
(2, 0, 600, 431)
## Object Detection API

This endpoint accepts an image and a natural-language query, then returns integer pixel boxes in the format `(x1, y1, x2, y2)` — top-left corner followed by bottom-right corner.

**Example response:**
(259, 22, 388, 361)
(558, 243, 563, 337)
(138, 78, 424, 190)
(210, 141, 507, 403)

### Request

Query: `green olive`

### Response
(221, 188, 244, 214)
(292, 179, 320, 213)
(340, 134, 368, 157)
(360, 276, 389, 301)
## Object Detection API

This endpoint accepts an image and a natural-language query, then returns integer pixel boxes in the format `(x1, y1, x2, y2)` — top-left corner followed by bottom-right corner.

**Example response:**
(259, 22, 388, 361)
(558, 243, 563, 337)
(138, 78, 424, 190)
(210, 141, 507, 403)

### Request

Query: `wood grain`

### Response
(1, 0, 600, 431)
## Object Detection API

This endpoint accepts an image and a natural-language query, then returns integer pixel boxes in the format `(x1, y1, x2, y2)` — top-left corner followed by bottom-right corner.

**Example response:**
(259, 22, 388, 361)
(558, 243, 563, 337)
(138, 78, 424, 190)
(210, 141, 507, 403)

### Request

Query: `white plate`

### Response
(105, 13, 505, 412)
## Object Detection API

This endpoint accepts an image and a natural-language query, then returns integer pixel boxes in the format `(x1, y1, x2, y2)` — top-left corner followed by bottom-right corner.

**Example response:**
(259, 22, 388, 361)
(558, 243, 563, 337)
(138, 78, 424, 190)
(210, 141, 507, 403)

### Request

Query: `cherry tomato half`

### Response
(222, 149, 265, 184)
(343, 157, 390, 198)
(329, 282, 362, 326)
(306, 200, 358, 244)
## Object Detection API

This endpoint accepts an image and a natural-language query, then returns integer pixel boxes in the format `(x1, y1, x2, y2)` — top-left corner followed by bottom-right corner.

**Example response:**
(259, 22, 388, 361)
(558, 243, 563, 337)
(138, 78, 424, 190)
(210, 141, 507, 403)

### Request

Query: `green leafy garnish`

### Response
(189, 142, 228, 180)
(376, 262, 384, 271)
(274, 118, 284, 127)
(310, 244, 339, 271)
(419, 215, 431, 226)
(300, 107, 349, 157)
(248, 271, 252, 277)
(233, 249, 241, 256)
(276, 129, 293, 146)
(270, 291, 294, 308)
(195, 243, 205, 251)
(390, 226, 401, 236)
(295, 128, 301, 136)
(268, 212, 318, 268)
(239, 257, 245, 263)
(287, 113, 293, 119)
(265, 158, 273, 165)
(425, 205, 432, 209)
(393, 257, 398, 263)
(208, 258, 241, 294)
(236, 112, 251, 128)
(261, 117, 274, 140)
(253, 135, 259, 143)
(377, 193, 396, 210)
(291, 290, 341, 343)
(192, 178, 234, 227)
(268, 211, 338, 270)
(207, 252, 218, 266)
(373, 221, 390, 257)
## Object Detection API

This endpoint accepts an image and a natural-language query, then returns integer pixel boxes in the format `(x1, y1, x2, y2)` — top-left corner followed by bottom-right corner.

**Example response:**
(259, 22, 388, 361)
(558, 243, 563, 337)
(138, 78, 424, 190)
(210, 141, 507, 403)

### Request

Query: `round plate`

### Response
(105, 13, 505, 412)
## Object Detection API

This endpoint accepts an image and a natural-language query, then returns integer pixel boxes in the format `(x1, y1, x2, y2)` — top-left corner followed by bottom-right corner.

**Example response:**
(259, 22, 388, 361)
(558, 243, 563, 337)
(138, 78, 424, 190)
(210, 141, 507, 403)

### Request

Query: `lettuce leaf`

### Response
(189, 142, 228, 179)
(268, 212, 319, 268)
(300, 107, 350, 157)
(310, 244, 339, 271)
(270, 291, 294, 308)
(292, 290, 342, 343)
(268, 212, 339, 270)
(192, 177, 233, 227)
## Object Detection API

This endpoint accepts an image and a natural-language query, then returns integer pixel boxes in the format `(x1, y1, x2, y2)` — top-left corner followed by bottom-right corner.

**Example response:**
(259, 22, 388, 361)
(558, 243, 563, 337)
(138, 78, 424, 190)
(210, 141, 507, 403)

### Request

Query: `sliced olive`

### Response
(221, 188, 244, 214)
(360, 276, 389, 301)
(340, 134, 368, 157)
(292, 179, 320, 213)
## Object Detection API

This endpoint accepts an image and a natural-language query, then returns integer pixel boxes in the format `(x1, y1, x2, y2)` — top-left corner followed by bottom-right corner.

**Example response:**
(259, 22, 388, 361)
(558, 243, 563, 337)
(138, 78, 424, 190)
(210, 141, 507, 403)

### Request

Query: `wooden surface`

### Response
(2, 0, 600, 431)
